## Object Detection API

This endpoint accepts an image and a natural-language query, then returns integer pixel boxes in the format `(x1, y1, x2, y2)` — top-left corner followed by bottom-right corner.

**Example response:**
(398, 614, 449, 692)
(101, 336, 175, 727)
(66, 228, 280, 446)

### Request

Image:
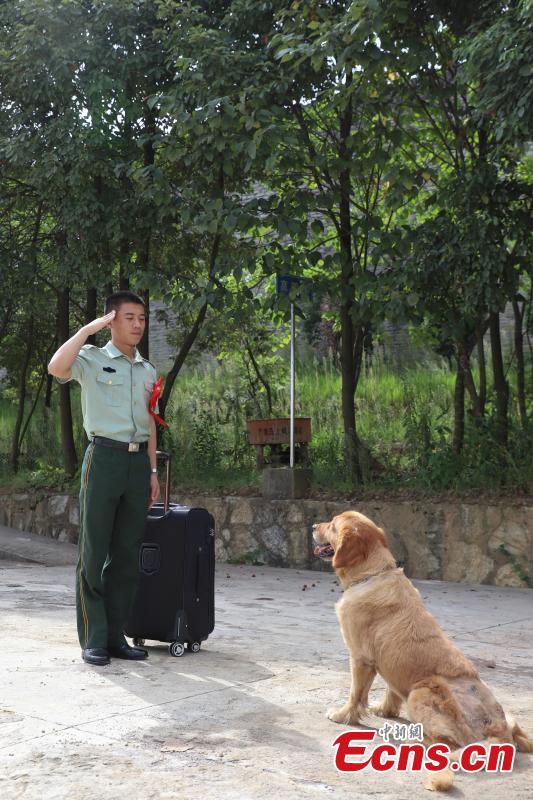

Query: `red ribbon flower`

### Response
(149, 376, 168, 427)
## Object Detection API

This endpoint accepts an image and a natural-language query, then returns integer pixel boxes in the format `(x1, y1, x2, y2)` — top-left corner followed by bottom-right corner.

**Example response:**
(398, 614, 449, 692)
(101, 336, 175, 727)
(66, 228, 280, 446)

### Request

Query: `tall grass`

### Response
(0, 355, 531, 493)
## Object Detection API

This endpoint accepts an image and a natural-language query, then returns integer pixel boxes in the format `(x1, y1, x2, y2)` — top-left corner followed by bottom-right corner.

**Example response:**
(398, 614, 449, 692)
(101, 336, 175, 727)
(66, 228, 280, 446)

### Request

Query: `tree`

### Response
(374, 0, 532, 449)
(151, 0, 291, 417)
(459, 0, 533, 145)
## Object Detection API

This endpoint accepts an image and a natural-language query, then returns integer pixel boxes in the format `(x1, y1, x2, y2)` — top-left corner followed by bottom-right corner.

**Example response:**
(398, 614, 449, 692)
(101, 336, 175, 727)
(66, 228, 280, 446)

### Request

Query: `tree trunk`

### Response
(452, 356, 465, 455)
(10, 201, 44, 468)
(19, 362, 49, 448)
(137, 108, 156, 360)
(338, 76, 361, 485)
(340, 307, 359, 482)
(138, 289, 150, 360)
(244, 338, 273, 416)
(44, 372, 53, 409)
(159, 165, 224, 421)
(0, 305, 13, 347)
(57, 289, 78, 475)
(158, 249, 218, 419)
(489, 311, 508, 446)
(512, 298, 527, 428)
(10, 316, 34, 472)
(476, 323, 486, 416)
(94, 174, 111, 307)
(119, 236, 130, 290)
(458, 339, 482, 418)
(86, 286, 97, 346)
(43, 337, 56, 410)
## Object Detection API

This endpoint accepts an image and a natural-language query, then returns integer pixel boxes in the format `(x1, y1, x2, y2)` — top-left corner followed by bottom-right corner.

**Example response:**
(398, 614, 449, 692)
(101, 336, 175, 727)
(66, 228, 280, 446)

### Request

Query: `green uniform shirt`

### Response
(59, 341, 157, 443)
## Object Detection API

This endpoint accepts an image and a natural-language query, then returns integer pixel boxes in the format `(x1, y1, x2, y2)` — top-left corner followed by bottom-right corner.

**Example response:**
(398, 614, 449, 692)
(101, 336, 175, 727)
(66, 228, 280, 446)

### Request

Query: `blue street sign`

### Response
(276, 274, 315, 299)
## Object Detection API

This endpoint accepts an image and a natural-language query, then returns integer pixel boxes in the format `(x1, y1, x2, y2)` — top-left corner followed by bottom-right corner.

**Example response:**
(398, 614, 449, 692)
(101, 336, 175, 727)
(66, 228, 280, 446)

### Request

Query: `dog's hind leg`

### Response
(405, 678, 473, 750)
(327, 658, 376, 725)
(406, 679, 473, 794)
(371, 685, 403, 719)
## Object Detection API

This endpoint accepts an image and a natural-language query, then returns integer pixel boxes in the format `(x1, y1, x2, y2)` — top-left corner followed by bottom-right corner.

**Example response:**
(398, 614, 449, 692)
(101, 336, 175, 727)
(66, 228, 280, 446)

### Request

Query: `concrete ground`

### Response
(0, 526, 532, 800)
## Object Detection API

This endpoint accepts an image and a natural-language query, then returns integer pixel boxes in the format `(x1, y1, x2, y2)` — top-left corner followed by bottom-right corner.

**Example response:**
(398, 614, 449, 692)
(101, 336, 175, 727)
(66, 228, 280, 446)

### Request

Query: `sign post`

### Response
(290, 300, 295, 468)
(276, 274, 313, 469)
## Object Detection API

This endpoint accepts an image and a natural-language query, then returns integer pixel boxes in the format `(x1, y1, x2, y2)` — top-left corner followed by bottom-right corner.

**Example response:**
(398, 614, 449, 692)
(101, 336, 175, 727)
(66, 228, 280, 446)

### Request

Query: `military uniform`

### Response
(59, 341, 157, 650)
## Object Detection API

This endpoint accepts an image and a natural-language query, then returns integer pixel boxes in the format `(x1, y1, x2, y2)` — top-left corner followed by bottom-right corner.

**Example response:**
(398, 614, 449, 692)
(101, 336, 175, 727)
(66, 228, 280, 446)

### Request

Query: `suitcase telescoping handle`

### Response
(155, 450, 171, 512)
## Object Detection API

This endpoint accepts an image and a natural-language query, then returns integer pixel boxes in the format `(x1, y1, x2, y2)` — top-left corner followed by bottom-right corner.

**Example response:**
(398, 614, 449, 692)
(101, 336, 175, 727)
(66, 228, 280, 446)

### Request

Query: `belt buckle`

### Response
(128, 442, 139, 453)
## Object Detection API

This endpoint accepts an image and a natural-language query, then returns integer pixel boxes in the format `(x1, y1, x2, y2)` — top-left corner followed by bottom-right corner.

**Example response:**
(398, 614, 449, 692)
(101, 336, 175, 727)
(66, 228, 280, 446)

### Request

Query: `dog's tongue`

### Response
(314, 543, 334, 558)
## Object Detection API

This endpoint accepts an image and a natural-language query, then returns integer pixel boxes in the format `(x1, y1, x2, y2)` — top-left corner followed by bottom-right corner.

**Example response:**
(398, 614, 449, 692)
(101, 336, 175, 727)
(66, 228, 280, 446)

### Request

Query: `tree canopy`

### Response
(0, 0, 531, 484)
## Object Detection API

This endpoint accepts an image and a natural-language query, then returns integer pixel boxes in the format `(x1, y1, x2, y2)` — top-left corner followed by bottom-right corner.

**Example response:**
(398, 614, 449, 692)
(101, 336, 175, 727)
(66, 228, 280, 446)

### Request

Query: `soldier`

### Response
(48, 291, 161, 666)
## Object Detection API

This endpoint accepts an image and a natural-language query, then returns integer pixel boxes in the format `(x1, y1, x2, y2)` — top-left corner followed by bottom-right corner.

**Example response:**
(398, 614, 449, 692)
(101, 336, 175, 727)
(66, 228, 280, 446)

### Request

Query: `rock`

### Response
(229, 501, 253, 525)
(229, 524, 255, 556)
(257, 524, 288, 563)
(287, 526, 309, 566)
(214, 539, 228, 561)
(443, 543, 494, 584)
(221, 528, 231, 543)
(494, 564, 530, 588)
(69, 503, 79, 526)
(489, 521, 529, 559)
(286, 504, 305, 523)
(1, 490, 531, 588)
(11, 494, 30, 503)
(49, 495, 69, 517)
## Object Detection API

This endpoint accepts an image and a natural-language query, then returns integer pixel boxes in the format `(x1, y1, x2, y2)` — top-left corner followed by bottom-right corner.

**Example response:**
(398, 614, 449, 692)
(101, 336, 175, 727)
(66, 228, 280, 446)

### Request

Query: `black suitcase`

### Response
(125, 452, 215, 657)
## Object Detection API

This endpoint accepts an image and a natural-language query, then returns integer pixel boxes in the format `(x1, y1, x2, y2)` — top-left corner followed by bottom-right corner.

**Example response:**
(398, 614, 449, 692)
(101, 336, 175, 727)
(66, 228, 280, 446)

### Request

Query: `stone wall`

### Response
(0, 491, 531, 588)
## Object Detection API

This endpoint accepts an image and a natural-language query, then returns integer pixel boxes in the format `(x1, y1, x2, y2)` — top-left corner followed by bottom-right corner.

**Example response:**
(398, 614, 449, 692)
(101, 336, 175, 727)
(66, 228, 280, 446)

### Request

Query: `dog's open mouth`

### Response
(313, 542, 335, 559)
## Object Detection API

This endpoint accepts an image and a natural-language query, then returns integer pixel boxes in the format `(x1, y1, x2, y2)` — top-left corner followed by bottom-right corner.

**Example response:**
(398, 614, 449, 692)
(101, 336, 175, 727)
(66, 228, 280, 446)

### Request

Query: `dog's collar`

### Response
(343, 565, 398, 591)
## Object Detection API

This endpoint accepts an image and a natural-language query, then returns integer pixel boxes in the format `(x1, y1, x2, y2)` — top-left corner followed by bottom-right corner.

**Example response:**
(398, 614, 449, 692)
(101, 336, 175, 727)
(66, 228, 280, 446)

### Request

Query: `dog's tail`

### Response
(424, 767, 454, 792)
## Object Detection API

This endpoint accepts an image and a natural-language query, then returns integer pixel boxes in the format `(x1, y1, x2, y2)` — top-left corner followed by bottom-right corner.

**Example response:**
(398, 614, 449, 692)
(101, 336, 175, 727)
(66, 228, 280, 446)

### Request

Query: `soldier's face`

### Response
(109, 302, 146, 345)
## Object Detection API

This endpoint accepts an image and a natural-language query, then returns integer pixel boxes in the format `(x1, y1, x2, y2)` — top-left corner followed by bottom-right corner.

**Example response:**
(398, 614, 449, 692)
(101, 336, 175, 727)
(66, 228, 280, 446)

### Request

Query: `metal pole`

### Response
(290, 301, 295, 468)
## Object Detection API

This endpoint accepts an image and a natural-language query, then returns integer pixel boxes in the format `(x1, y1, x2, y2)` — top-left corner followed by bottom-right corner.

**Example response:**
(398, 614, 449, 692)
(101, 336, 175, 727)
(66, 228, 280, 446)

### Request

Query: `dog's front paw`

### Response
(370, 703, 400, 719)
(327, 704, 365, 725)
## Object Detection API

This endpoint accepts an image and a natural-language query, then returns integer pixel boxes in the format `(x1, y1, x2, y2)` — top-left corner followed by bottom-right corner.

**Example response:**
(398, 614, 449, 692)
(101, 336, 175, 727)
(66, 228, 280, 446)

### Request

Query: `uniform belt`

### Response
(92, 436, 148, 452)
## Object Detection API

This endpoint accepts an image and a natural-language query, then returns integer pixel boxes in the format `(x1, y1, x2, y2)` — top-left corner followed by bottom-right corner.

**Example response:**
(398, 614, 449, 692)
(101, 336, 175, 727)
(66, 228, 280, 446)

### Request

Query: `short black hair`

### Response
(105, 291, 145, 315)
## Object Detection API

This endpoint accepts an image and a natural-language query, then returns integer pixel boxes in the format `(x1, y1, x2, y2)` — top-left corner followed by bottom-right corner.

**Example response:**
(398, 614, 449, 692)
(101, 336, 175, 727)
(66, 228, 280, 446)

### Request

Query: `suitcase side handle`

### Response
(156, 450, 171, 512)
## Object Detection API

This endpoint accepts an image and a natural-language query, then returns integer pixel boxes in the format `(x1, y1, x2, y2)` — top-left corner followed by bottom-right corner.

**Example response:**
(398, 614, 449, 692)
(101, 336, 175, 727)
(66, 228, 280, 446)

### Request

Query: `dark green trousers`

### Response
(77, 442, 151, 649)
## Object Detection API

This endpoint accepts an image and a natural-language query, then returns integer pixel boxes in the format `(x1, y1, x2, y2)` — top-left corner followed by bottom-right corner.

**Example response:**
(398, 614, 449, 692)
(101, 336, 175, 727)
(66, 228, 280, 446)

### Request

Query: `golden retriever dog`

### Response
(313, 510, 532, 790)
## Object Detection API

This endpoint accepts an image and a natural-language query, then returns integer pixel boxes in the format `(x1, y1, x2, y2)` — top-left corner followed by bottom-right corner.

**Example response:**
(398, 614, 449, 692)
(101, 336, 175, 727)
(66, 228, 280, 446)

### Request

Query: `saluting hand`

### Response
(84, 310, 116, 336)
(48, 310, 117, 379)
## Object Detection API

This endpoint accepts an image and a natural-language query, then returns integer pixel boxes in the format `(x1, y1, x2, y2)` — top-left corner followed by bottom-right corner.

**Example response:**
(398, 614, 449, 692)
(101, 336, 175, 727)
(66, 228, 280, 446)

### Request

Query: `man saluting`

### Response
(48, 291, 160, 666)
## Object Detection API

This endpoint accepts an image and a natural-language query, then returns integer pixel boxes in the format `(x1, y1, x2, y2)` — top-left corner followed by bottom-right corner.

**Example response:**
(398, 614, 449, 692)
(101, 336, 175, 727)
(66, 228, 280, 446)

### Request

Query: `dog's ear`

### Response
(332, 518, 385, 570)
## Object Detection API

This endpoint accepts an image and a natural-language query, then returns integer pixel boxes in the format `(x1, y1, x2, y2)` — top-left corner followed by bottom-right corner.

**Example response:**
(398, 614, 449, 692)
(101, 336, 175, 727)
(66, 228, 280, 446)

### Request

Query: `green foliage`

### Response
(407, 419, 533, 491)
(458, 0, 533, 144)
(18, 463, 79, 493)
(190, 409, 223, 472)
(0, 0, 531, 490)
(227, 549, 265, 566)
(1, 356, 531, 493)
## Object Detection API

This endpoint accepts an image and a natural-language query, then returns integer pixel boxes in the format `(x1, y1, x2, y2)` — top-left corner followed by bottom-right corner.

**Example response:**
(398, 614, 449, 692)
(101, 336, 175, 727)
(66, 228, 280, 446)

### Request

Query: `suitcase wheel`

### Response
(188, 641, 201, 653)
(133, 638, 145, 647)
(169, 641, 185, 658)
